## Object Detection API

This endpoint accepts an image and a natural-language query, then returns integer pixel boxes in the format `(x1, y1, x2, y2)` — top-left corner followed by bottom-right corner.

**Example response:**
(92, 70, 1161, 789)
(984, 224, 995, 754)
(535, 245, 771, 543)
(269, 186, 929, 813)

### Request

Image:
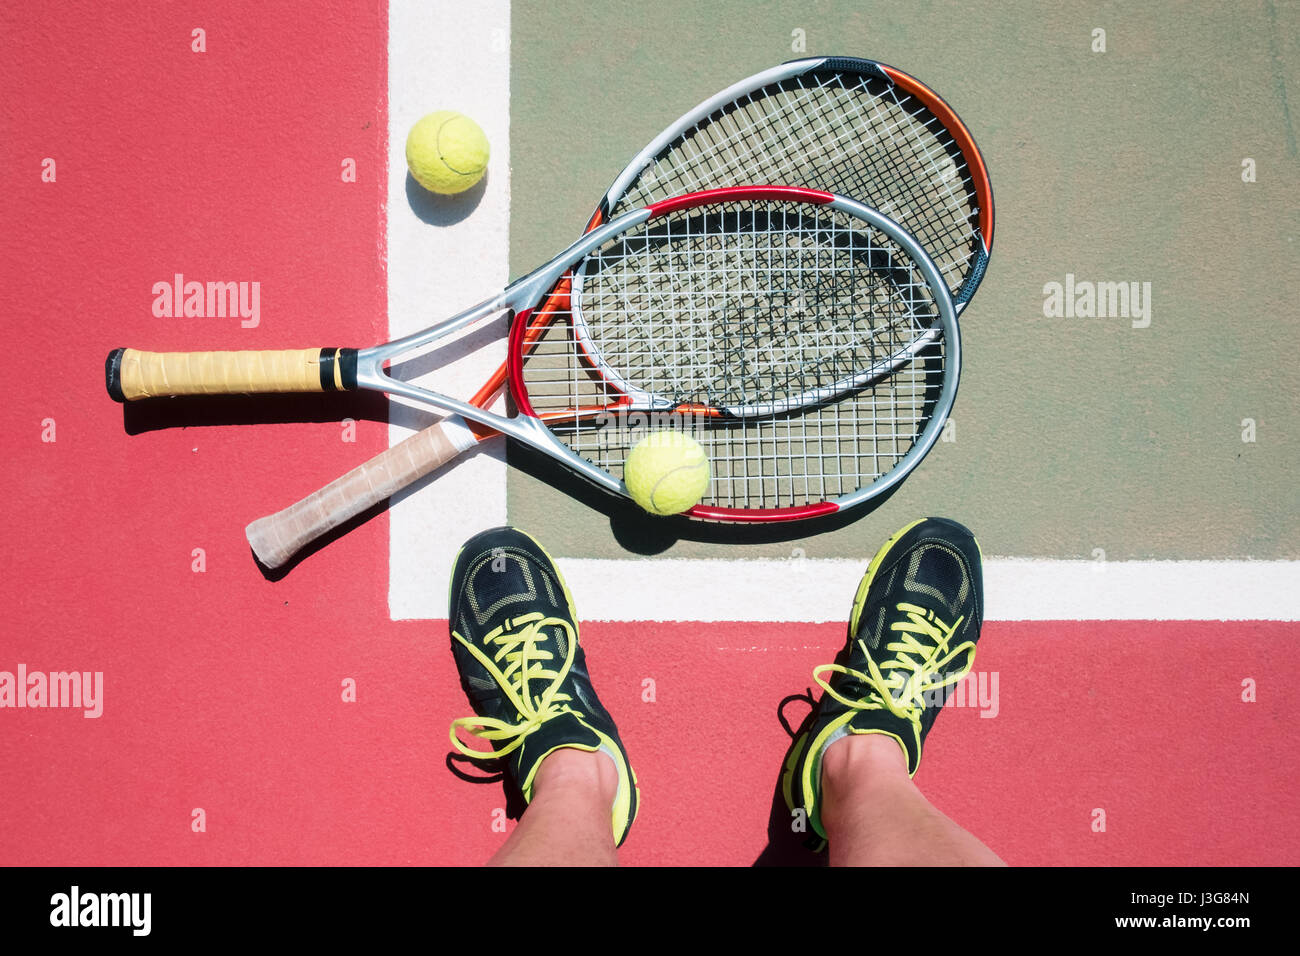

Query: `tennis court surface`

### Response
(1, 0, 1297, 866)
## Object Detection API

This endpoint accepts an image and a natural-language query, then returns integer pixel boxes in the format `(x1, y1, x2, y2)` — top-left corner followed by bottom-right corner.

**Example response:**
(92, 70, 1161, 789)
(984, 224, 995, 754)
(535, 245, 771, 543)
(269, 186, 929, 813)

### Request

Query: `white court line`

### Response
(388, 0, 511, 620)
(557, 558, 1300, 622)
(387, 4, 1299, 625)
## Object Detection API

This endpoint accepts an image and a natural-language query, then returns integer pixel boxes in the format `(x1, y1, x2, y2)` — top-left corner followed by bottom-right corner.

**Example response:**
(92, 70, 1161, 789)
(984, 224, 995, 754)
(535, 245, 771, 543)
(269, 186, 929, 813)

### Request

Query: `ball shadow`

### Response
(406, 170, 488, 226)
(505, 439, 907, 555)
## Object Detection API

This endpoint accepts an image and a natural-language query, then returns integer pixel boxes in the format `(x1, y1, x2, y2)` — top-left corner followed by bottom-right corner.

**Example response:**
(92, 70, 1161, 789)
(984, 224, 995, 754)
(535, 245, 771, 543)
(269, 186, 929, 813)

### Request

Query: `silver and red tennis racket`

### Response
(108, 56, 991, 568)
(108, 187, 960, 564)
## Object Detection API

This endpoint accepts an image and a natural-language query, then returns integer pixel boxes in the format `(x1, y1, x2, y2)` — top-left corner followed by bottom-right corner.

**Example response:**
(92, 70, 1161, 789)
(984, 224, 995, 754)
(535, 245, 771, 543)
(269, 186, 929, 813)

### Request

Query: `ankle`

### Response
(820, 732, 909, 792)
(533, 747, 619, 805)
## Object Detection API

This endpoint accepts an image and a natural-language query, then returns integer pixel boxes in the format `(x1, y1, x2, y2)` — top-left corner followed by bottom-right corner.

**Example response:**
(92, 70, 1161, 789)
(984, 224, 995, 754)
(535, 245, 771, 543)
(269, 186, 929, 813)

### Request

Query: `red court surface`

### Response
(2, 3, 1297, 867)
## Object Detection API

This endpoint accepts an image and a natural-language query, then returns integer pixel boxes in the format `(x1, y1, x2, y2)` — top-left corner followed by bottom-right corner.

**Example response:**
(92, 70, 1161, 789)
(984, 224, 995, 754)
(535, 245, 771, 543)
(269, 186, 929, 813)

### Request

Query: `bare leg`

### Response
(488, 748, 619, 867)
(820, 734, 1005, 867)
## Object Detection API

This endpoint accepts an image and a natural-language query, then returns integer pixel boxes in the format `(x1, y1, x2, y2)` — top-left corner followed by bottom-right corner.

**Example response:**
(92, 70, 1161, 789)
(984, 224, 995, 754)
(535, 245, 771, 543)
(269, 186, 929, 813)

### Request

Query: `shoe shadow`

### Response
(445, 752, 529, 824)
(752, 690, 829, 867)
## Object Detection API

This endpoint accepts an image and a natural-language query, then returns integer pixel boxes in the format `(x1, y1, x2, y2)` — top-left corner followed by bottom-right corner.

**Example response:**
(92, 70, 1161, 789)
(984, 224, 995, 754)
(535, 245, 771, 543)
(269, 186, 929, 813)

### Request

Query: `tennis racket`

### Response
(242, 55, 992, 567)
(107, 187, 960, 566)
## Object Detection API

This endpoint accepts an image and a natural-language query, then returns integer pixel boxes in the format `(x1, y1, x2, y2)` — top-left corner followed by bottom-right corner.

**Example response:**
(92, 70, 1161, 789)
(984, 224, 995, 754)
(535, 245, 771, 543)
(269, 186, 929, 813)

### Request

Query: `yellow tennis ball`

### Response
(624, 431, 712, 516)
(405, 111, 489, 195)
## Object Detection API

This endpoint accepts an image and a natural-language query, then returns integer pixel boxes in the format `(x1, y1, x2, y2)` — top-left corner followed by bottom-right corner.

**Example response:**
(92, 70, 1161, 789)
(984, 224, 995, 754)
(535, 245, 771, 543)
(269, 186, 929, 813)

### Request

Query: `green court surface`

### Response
(507, 0, 1299, 562)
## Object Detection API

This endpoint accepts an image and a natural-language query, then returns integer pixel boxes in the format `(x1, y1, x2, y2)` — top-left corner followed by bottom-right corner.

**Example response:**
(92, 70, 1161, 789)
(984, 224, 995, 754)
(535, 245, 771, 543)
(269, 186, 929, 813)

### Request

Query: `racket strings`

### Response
(533, 339, 945, 510)
(521, 199, 949, 512)
(613, 68, 983, 301)
(582, 204, 935, 412)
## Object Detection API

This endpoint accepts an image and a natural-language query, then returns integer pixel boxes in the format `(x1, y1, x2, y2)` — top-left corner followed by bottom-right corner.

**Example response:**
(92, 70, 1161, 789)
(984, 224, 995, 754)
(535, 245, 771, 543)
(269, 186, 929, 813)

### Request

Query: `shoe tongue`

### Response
(505, 619, 570, 699)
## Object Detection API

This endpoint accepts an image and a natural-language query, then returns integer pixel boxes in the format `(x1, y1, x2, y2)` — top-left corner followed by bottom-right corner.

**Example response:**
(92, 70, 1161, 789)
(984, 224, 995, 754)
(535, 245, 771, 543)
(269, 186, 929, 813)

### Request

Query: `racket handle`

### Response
(106, 347, 358, 401)
(245, 416, 480, 568)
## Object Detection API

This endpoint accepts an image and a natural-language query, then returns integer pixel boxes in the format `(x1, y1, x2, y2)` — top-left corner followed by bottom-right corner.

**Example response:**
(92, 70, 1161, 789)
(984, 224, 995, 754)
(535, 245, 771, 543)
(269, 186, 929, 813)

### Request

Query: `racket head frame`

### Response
(517, 188, 963, 522)
(591, 55, 994, 310)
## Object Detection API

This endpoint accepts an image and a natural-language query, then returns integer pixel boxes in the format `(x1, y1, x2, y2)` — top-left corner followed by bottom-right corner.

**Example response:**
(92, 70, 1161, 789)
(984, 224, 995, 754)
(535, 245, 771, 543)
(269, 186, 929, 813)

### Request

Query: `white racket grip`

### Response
(245, 415, 480, 568)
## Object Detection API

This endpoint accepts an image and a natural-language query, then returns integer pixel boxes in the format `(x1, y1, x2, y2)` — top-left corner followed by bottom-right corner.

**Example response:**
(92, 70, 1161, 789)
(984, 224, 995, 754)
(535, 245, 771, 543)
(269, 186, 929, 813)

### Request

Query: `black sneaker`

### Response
(782, 517, 985, 843)
(447, 526, 638, 846)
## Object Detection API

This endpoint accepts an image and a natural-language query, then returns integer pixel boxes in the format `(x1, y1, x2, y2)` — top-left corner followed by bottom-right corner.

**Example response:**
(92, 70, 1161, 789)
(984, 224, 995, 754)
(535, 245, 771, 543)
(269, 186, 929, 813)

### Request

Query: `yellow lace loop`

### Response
(450, 611, 580, 760)
(813, 601, 977, 729)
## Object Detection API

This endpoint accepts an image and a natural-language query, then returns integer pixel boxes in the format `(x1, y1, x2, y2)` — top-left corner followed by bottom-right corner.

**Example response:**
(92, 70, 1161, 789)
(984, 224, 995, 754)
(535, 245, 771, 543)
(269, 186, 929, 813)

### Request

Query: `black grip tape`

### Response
(318, 348, 337, 391)
(317, 348, 359, 391)
(105, 348, 126, 402)
(338, 348, 358, 390)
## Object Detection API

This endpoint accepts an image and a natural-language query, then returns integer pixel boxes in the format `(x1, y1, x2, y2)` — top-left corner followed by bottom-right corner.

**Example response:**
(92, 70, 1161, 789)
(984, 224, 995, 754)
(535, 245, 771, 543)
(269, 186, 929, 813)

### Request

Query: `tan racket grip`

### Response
(106, 347, 355, 401)
(245, 416, 480, 568)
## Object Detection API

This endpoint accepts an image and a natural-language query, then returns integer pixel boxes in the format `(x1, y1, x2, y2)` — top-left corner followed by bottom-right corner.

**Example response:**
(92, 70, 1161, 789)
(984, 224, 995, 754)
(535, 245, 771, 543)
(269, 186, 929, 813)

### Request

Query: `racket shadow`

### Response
(386, 310, 509, 386)
(120, 391, 390, 434)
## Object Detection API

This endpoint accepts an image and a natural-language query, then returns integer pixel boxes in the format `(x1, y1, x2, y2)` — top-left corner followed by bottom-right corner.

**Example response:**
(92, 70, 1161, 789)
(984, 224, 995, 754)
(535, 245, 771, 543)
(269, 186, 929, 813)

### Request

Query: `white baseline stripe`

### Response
(555, 558, 1300, 622)
(388, 0, 511, 619)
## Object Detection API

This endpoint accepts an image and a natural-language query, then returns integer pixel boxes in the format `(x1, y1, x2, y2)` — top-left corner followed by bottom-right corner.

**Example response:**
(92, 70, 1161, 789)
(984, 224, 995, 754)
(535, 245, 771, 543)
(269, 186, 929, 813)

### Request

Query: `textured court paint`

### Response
(4, 0, 1297, 872)
(386, 0, 511, 620)
(2, 613, 1296, 865)
(508, 0, 1300, 563)
(1, 1, 395, 861)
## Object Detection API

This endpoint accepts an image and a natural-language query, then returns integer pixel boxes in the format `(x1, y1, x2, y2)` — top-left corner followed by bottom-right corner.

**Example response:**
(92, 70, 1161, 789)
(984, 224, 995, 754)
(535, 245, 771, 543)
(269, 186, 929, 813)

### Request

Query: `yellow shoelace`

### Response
(450, 610, 580, 760)
(814, 601, 977, 730)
